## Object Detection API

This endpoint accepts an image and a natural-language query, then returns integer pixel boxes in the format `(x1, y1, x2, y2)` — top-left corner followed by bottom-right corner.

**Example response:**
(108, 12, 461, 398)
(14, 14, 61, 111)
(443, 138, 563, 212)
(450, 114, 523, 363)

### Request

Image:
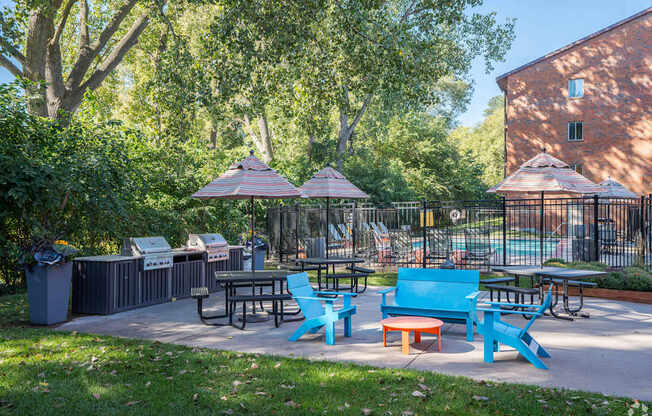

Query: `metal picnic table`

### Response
(193, 270, 302, 329)
(491, 266, 606, 320)
(294, 257, 369, 293)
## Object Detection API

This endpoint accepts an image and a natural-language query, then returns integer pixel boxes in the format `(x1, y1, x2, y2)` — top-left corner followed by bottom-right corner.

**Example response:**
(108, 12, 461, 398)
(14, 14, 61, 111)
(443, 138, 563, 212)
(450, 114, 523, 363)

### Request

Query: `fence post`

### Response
(352, 201, 357, 258)
(502, 196, 507, 266)
(593, 195, 600, 262)
(422, 200, 427, 268)
(539, 192, 544, 266)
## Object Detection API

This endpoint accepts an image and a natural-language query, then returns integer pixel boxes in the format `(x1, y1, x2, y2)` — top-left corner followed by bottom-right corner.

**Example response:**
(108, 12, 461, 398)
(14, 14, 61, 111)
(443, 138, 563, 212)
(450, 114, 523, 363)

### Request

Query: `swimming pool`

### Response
(413, 238, 560, 258)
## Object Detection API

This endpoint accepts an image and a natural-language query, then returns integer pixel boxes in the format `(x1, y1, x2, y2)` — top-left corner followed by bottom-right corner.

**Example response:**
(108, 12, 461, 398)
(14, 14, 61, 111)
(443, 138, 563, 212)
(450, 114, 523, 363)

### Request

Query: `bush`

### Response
(543, 259, 652, 292)
(0, 84, 248, 293)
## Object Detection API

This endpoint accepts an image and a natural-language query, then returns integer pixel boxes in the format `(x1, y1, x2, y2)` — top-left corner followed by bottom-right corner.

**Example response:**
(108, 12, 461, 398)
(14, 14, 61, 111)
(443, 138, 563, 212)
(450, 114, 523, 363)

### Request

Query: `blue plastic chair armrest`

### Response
(315, 291, 357, 297)
(293, 296, 335, 303)
(477, 307, 542, 317)
(378, 287, 396, 294)
(465, 291, 481, 300)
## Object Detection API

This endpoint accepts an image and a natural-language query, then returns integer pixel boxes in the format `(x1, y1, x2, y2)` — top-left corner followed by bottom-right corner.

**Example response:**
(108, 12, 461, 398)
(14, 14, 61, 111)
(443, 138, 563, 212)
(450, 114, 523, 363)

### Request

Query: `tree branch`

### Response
(0, 54, 22, 77)
(66, 0, 140, 89)
(79, 0, 89, 49)
(348, 94, 372, 133)
(77, 13, 149, 93)
(53, 0, 77, 45)
(0, 15, 26, 64)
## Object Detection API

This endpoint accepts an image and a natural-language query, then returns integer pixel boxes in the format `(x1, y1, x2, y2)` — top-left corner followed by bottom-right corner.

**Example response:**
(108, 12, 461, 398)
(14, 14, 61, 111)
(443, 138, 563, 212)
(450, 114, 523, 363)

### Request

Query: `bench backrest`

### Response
(394, 268, 479, 311)
(287, 272, 324, 319)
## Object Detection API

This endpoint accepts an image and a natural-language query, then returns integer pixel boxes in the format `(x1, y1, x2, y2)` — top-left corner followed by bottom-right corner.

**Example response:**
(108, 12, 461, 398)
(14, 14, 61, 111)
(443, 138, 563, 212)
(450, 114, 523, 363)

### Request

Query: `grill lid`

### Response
(187, 233, 227, 249)
(123, 236, 172, 255)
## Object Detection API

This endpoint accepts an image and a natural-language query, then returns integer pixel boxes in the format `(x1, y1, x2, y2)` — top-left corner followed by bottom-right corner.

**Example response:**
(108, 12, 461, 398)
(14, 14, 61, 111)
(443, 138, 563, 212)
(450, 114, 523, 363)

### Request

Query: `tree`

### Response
(450, 95, 505, 187)
(0, 0, 156, 121)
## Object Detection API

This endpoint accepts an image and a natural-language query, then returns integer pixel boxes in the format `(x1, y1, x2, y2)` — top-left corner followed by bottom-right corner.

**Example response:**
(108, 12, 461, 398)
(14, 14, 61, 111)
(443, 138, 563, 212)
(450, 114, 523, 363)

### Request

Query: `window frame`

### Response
(570, 163, 584, 175)
(568, 78, 584, 98)
(568, 121, 584, 142)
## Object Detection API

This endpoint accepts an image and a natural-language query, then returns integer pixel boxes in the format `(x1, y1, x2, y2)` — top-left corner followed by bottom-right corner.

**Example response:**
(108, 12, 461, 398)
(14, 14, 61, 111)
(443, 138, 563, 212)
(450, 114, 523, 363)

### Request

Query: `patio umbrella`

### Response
(299, 164, 369, 258)
(597, 177, 638, 198)
(192, 150, 301, 272)
(487, 149, 604, 265)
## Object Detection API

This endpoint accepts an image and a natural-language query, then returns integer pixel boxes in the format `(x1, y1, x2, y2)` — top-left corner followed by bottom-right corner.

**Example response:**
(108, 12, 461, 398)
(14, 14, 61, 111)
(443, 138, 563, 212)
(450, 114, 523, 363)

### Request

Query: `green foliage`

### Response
(0, 84, 246, 293)
(543, 259, 652, 292)
(450, 95, 505, 188)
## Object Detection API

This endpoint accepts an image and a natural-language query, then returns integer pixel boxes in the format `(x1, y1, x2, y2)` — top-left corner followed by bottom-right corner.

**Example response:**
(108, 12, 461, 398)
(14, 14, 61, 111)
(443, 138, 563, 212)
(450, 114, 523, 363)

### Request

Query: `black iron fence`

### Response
(267, 196, 652, 271)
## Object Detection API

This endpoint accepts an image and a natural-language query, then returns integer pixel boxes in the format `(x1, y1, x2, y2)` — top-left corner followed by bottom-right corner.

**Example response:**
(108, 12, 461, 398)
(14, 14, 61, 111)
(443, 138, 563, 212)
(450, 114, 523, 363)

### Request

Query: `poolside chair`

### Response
(286, 272, 357, 345)
(389, 229, 414, 263)
(426, 229, 452, 263)
(377, 221, 390, 234)
(463, 228, 495, 267)
(328, 224, 345, 251)
(472, 286, 553, 369)
(338, 224, 352, 240)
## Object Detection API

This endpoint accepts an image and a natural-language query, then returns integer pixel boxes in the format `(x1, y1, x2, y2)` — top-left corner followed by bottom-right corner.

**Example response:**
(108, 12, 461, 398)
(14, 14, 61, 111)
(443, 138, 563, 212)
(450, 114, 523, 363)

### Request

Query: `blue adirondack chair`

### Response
(379, 268, 480, 341)
(286, 272, 357, 345)
(472, 286, 553, 369)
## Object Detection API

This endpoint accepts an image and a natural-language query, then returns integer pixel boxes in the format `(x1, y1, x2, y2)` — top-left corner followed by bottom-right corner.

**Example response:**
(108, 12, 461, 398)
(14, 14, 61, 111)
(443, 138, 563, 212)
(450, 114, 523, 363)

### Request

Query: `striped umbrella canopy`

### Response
(192, 150, 301, 200)
(487, 150, 604, 195)
(299, 165, 368, 258)
(192, 151, 300, 285)
(597, 177, 638, 198)
(299, 165, 369, 199)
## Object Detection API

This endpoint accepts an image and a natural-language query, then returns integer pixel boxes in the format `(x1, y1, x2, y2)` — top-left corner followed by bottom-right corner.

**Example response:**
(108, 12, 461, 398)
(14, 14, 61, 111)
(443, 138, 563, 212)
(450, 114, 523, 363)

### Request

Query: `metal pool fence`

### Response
(267, 196, 652, 271)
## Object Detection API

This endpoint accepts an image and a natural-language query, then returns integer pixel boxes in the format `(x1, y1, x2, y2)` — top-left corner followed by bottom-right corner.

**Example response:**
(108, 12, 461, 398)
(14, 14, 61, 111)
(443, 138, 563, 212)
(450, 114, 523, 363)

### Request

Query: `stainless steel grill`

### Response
(187, 233, 229, 262)
(121, 236, 173, 270)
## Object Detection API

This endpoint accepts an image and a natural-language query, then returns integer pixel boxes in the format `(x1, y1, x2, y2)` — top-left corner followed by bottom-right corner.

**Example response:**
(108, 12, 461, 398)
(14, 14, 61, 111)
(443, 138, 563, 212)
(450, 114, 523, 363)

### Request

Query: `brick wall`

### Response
(502, 11, 651, 196)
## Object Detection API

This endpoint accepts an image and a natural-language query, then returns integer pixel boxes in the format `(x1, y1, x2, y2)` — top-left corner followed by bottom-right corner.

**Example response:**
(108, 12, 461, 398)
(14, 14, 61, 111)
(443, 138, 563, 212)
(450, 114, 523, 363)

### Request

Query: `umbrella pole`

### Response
(540, 191, 544, 267)
(326, 197, 330, 259)
(251, 196, 255, 272)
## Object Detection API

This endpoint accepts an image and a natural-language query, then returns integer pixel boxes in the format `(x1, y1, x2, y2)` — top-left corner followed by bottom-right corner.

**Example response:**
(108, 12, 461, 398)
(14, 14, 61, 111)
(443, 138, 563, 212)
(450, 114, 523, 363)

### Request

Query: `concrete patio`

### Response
(58, 288, 652, 401)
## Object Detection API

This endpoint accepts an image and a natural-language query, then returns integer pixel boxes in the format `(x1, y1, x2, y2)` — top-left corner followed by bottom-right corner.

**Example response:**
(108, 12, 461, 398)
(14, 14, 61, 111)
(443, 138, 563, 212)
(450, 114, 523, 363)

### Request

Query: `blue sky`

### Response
(1, 1, 649, 127)
(460, 0, 650, 126)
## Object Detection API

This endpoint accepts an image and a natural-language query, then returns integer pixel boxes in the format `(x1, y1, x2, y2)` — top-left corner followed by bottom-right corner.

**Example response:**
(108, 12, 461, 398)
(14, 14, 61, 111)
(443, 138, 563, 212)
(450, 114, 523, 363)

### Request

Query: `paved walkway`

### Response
(58, 288, 652, 400)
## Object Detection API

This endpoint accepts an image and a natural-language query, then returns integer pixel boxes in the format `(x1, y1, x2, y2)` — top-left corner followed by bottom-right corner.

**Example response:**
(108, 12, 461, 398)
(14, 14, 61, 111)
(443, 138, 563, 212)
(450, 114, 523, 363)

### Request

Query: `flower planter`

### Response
(25, 262, 72, 325)
(545, 284, 652, 305)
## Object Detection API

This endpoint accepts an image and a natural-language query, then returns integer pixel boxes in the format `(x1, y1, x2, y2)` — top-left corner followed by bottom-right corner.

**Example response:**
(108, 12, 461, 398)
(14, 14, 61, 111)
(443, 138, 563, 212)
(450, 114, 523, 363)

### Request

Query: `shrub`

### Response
(544, 259, 652, 292)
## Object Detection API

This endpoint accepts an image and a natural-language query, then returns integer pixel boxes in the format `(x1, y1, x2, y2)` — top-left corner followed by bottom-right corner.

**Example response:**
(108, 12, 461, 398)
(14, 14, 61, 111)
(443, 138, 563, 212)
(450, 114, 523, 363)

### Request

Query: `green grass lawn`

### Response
(0, 293, 646, 415)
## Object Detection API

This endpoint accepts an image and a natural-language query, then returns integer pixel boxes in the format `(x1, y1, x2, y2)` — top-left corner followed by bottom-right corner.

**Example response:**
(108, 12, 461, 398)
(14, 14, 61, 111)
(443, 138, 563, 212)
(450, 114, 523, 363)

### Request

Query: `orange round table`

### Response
(381, 316, 443, 355)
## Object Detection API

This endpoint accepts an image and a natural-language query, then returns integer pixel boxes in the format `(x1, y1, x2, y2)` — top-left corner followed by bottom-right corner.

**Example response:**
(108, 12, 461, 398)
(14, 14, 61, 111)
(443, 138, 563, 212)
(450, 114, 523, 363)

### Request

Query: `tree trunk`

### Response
(257, 115, 274, 163)
(308, 133, 315, 163)
(336, 93, 371, 170)
(209, 128, 217, 149)
(242, 113, 274, 163)
(1, 1, 149, 121)
(23, 9, 53, 117)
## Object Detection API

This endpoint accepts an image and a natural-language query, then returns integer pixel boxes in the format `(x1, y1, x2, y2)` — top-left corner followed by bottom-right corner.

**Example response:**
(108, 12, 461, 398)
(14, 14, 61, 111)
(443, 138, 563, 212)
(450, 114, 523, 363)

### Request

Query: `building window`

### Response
(570, 163, 583, 175)
(569, 78, 584, 98)
(568, 121, 583, 141)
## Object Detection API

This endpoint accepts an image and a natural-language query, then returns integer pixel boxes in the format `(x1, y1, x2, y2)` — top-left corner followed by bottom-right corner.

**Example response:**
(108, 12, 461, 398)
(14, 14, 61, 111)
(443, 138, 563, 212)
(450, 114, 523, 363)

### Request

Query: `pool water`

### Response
(413, 239, 560, 257)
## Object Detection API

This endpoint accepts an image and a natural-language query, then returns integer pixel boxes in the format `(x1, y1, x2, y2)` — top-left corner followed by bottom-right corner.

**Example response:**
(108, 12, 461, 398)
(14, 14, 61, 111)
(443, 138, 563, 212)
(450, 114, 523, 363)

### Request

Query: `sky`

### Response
(1, 1, 649, 127)
(459, 0, 650, 127)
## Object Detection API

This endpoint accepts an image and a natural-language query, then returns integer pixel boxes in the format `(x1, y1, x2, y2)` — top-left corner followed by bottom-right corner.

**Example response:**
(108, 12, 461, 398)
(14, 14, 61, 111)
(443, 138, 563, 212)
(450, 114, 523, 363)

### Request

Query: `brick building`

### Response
(497, 7, 651, 196)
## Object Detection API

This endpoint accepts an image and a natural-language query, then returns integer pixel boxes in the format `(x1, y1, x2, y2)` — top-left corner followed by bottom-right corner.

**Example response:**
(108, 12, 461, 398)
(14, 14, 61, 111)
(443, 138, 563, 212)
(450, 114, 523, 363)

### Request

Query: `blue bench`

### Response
(379, 268, 480, 341)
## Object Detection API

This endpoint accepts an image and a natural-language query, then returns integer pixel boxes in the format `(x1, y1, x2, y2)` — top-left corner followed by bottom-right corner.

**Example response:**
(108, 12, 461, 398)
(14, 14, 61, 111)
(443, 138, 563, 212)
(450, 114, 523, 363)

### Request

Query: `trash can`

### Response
(243, 253, 252, 271)
(245, 238, 267, 270)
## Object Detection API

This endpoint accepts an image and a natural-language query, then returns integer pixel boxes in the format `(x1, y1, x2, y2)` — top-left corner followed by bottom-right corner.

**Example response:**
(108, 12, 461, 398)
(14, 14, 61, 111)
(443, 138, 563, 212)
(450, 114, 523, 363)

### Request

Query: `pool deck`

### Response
(58, 287, 652, 401)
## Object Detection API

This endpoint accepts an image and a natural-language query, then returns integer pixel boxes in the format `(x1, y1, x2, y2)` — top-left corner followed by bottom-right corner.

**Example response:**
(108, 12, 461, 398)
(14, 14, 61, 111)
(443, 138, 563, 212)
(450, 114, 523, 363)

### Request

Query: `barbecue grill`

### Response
(121, 236, 173, 270)
(187, 233, 229, 262)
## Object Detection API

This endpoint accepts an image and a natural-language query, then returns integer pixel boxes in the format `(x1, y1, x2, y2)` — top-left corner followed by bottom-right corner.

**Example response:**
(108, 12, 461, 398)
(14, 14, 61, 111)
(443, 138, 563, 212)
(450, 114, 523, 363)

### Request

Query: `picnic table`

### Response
(193, 270, 303, 329)
(491, 266, 606, 320)
(294, 257, 370, 293)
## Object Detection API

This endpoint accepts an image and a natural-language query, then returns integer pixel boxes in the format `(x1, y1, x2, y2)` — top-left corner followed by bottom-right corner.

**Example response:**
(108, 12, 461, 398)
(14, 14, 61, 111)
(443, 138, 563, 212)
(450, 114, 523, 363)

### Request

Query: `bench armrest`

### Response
(485, 301, 540, 309)
(378, 286, 396, 306)
(465, 291, 481, 300)
(477, 307, 542, 317)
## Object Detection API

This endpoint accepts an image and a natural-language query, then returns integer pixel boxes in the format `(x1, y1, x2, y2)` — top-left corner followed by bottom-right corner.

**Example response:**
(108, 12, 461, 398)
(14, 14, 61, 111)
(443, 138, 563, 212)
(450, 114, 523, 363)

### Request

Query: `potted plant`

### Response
(21, 238, 78, 325)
